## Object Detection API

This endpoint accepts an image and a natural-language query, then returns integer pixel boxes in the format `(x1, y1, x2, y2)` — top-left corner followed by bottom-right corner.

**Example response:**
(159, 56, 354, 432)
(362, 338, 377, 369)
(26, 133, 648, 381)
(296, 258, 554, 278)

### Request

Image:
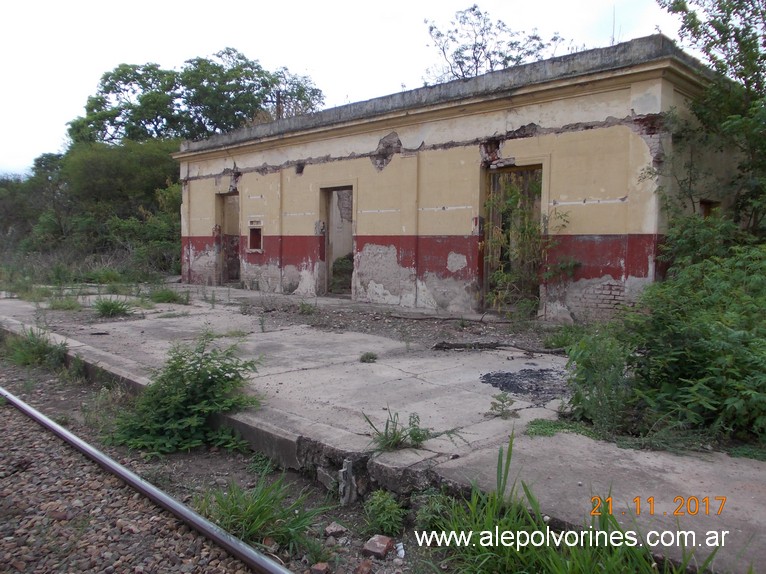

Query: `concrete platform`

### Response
(0, 287, 762, 573)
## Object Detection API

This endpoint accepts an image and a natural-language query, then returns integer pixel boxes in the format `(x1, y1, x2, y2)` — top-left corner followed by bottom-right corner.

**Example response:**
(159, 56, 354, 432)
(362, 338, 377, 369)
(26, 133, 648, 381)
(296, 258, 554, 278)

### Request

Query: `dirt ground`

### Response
(1, 298, 557, 574)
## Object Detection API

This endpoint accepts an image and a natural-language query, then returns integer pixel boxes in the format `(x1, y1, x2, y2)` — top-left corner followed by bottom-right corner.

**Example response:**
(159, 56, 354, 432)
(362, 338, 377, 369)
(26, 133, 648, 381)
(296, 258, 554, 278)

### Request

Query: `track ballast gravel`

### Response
(0, 403, 254, 574)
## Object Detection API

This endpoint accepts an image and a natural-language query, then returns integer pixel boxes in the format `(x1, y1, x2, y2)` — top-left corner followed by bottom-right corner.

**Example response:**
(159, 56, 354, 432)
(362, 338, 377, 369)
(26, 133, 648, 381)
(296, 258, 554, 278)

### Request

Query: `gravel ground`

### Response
(0, 403, 255, 574)
(0, 360, 446, 574)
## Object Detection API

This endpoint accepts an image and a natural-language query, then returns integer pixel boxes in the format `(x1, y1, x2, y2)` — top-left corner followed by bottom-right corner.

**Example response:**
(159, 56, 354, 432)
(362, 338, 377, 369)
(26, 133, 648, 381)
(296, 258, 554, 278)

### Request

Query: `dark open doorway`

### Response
(320, 186, 354, 296)
(216, 192, 240, 285)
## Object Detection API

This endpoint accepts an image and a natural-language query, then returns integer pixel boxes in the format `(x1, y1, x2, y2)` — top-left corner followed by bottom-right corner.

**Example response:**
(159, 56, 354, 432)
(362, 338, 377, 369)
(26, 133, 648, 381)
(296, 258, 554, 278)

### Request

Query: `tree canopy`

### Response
(658, 0, 766, 234)
(0, 47, 326, 277)
(68, 48, 324, 144)
(423, 4, 564, 83)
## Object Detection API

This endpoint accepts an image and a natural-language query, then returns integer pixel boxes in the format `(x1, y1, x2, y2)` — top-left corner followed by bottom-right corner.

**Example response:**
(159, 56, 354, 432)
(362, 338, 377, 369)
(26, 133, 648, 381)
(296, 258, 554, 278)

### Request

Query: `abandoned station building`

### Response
(175, 35, 713, 321)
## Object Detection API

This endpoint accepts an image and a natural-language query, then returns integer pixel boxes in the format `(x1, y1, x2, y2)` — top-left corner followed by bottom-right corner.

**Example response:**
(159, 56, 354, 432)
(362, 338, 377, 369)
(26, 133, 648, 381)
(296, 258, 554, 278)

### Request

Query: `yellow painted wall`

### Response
(185, 179, 216, 237)
(184, 127, 658, 239)
(500, 126, 657, 236)
(417, 147, 482, 236)
(239, 172, 281, 233)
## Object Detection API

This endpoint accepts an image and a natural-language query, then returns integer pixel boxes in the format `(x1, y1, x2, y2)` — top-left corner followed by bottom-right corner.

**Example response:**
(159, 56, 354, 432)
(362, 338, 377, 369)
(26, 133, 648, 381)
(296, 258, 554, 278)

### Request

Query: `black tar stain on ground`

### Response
(480, 369, 568, 406)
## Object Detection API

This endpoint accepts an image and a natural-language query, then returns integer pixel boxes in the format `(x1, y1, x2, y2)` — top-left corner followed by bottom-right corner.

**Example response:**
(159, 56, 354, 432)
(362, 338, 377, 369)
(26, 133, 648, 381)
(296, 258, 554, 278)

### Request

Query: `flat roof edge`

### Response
(178, 34, 708, 155)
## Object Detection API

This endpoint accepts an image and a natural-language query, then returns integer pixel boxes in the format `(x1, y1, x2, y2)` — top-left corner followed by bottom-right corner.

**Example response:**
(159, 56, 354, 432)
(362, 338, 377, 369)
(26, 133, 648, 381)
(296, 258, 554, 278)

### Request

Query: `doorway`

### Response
(320, 186, 354, 295)
(484, 165, 543, 312)
(216, 192, 240, 285)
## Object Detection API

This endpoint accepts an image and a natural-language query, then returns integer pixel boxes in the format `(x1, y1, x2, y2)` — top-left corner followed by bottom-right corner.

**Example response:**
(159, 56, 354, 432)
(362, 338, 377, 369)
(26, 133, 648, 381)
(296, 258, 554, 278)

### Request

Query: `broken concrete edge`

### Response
(0, 318, 549, 492)
(0, 316, 500, 496)
(0, 316, 449, 499)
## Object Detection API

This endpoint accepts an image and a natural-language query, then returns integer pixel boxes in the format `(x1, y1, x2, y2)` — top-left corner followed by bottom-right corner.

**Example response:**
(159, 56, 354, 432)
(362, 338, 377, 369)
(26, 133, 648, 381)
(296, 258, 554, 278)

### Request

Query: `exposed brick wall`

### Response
(575, 280, 628, 321)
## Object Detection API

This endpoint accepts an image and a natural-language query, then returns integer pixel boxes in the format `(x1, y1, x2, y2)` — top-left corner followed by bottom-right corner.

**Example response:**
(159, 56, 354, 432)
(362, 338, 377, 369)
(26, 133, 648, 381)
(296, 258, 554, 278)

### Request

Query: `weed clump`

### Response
(298, 301, 315, 315)
(48, 296, 82, 311)
(85, 267, 123, 284)
(111, 333, 259, 455)
(429, 435, 716, 573)
(413, 488, 452, 530)
(364, 490, 405, 536)
(4, 328, 68, 369)
(148, 287, 188, 304)
(360, 351, 378, 363)
(194, 477, 326, 556)
(93, 297, 132, 318)
(487, 391, 519, 420)
(247, 452, 276, 475)
(363, 409, 462, 452)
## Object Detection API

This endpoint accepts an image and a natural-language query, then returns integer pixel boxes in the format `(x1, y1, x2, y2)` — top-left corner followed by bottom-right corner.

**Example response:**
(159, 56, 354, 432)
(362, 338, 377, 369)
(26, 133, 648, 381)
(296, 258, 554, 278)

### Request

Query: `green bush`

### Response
(567, 215, 766, 443)
(566, 328, 636, 437)
(364, 490, 405, 536)
(626, 244, 766, 440)
(659, 210, 754, 267)
(543, 323, 589, 350)
(111, 333, 259, 454)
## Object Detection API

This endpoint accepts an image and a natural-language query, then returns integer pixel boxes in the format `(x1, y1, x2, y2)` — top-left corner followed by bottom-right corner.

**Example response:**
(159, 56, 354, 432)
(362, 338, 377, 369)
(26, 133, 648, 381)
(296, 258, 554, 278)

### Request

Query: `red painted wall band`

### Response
(182, 233, 661, 282)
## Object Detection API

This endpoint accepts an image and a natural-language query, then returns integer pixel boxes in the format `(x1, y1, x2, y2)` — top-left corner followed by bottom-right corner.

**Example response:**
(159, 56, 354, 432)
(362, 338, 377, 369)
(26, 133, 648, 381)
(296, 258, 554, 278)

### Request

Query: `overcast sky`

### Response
(0, 0, 687, 175)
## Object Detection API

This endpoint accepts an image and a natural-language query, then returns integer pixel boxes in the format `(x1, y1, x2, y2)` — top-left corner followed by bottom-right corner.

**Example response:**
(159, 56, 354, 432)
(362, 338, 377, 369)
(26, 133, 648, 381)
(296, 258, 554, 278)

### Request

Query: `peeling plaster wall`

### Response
(353, 244, 417, 307)
(177, 36, 715, 317)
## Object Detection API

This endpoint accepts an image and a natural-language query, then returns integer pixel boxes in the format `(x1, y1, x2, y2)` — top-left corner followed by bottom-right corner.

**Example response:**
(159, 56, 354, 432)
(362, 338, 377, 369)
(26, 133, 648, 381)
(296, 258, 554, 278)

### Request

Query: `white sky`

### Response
(0, 0, 687, 175)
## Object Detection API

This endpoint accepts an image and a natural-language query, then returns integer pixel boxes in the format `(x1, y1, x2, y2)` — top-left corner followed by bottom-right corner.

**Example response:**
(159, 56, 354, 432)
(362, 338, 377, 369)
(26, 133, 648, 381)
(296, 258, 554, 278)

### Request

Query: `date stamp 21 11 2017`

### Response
(591, 496, 727, 517)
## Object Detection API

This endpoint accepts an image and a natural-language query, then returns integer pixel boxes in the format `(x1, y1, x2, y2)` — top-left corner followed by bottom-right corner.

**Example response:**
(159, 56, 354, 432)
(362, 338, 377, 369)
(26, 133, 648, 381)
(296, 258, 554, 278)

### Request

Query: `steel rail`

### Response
(0, 386, 293, 574)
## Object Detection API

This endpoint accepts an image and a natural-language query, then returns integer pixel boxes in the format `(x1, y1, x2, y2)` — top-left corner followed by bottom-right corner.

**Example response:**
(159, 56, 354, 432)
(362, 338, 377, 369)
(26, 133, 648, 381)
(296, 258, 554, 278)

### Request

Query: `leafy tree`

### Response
(19, 154, 76, 247)
(20, 140, 179, 255)
(179, 47, 275, 139)
(106, 183, 183, 273)
(267, 67, 325, 120)
(424, 4, 563, 83)
(658, 0, 766, 234)
(0, 174, 33, 248)
(62, 139, 180, 219)
(67, 63, 182, 143)
(68, 48, 324, 144)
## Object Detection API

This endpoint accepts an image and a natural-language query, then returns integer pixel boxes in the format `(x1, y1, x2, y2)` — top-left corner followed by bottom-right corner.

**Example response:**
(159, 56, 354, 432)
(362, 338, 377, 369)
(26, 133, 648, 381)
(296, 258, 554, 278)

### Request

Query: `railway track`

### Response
(0, 387, 293, 574)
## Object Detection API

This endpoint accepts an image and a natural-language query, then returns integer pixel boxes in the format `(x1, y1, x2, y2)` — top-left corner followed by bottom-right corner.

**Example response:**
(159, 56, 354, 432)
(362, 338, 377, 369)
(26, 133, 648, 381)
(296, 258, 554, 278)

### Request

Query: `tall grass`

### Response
(432, 434, 719, 573)
(3, 328, 68, 369)
(194, 477, 326, 556)
(93, 297, 132, 318)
